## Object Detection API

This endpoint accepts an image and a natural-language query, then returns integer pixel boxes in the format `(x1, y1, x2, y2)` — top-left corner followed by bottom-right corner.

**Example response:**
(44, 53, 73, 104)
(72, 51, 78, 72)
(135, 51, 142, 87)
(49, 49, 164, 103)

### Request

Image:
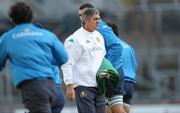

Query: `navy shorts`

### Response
(105, 68, 125, 98)
(123, 81, 135, 105)
(75, 86, 105, 113)
(19, 78, 65, 113)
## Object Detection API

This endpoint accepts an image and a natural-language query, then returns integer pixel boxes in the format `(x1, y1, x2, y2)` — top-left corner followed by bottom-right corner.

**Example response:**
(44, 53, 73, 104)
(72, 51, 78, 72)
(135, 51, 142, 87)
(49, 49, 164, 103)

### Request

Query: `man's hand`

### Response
(66, 84, 75, 101)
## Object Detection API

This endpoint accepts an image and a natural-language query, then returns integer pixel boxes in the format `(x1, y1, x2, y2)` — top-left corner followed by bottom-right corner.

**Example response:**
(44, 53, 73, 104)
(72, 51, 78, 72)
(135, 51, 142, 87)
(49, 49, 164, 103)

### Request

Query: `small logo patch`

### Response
(68, 38, 74, 43)
(24, 28, 31, 32)
(96, 37, 100, 42)
(80, 91, 87, 98)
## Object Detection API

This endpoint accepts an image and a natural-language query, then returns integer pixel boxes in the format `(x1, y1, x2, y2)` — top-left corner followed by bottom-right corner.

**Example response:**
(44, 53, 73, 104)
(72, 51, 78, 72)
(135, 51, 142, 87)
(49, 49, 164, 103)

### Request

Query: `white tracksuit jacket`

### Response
(61, 27, 106, 87)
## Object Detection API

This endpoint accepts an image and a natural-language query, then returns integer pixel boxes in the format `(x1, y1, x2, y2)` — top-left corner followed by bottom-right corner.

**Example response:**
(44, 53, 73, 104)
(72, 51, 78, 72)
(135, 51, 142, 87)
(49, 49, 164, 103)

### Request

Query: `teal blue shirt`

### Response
(0, 23, 68, 87)
(97, 19, 138, 83)
(119, 38, 138, 83)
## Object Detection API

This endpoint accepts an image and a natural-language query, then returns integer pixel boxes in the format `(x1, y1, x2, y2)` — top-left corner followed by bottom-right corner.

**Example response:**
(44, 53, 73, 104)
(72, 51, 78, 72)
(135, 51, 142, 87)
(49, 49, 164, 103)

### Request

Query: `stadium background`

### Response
(0, 0, 180, 113)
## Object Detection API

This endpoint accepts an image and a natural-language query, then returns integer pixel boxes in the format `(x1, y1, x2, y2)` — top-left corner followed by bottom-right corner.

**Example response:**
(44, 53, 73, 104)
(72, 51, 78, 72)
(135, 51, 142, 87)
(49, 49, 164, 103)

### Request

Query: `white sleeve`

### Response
(61, 36, 82, 85)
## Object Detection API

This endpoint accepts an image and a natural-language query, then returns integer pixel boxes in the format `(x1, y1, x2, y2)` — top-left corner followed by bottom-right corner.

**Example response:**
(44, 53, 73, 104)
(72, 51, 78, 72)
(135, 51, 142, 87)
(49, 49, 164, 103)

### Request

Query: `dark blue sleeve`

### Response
(105, 44, 123, 70)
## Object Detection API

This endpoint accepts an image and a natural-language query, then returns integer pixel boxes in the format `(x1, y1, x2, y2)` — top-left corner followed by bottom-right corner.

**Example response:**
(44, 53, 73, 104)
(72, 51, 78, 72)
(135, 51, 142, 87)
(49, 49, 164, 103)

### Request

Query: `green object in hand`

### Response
(96, 58, 120, 95)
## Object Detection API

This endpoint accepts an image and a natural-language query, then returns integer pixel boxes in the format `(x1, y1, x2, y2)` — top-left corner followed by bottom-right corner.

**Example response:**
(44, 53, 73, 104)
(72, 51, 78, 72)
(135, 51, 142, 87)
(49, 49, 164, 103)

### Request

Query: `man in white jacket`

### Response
(61, 8, 106, 113)
(79, 3, 125, 113)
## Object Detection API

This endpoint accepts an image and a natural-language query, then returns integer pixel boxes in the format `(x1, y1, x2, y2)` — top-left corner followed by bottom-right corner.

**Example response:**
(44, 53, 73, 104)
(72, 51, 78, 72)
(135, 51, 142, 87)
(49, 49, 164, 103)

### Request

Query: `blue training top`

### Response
(0, 23, 68, 87)
(98, 19, 138, 83)
(97, 19, 123, 70)
(119, 38, 138, 83)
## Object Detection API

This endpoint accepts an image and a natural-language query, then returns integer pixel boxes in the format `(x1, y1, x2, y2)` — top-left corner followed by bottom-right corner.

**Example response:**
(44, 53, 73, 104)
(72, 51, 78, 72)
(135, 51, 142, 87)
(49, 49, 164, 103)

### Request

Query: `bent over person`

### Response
(61, 8, 106, 113)
(0, 2, 68, 113)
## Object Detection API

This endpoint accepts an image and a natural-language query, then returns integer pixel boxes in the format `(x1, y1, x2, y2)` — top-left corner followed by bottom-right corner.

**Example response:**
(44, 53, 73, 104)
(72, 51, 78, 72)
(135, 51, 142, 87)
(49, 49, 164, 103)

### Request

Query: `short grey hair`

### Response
(81, 8, 99, 25)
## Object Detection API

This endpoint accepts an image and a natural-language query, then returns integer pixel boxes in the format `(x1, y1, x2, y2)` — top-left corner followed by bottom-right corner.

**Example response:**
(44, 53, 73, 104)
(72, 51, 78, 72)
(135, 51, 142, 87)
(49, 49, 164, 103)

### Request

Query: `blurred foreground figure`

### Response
(0, 2, 68, 113)
(107, 23, 138, 113)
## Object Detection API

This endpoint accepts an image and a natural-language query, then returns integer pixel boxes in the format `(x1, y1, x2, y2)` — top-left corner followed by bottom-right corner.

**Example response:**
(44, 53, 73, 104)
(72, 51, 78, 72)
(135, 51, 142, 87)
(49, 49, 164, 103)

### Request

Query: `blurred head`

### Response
(9, 2, 33, 25)
(107, 23, 119, 36)
(82, 8, 100, 32)
(79, 3, 94, 21)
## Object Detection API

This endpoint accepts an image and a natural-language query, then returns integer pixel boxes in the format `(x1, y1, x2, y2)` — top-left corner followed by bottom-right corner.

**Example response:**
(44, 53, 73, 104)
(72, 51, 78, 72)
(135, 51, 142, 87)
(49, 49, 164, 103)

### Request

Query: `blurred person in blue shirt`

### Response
(107, 23, 138, 113)
(0, 2, 68, 113)
(79, 3, 125, 113)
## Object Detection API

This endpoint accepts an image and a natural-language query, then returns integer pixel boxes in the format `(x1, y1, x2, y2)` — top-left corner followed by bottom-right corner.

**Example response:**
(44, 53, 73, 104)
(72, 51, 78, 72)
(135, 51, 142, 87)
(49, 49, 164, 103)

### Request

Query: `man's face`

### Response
(79, 8, 100, 32)
(85, 13, 100, 32)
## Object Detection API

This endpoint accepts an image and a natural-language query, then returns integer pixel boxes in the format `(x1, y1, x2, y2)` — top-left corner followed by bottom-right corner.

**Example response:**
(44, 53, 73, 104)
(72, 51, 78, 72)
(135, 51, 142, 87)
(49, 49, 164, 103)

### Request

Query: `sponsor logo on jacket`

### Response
(12, 28, 44, 39)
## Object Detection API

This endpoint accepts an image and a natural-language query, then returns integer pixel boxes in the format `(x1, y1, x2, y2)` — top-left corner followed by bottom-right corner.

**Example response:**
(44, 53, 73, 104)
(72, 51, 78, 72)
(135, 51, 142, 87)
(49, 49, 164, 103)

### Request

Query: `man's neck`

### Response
(83, 25, 94, 32)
